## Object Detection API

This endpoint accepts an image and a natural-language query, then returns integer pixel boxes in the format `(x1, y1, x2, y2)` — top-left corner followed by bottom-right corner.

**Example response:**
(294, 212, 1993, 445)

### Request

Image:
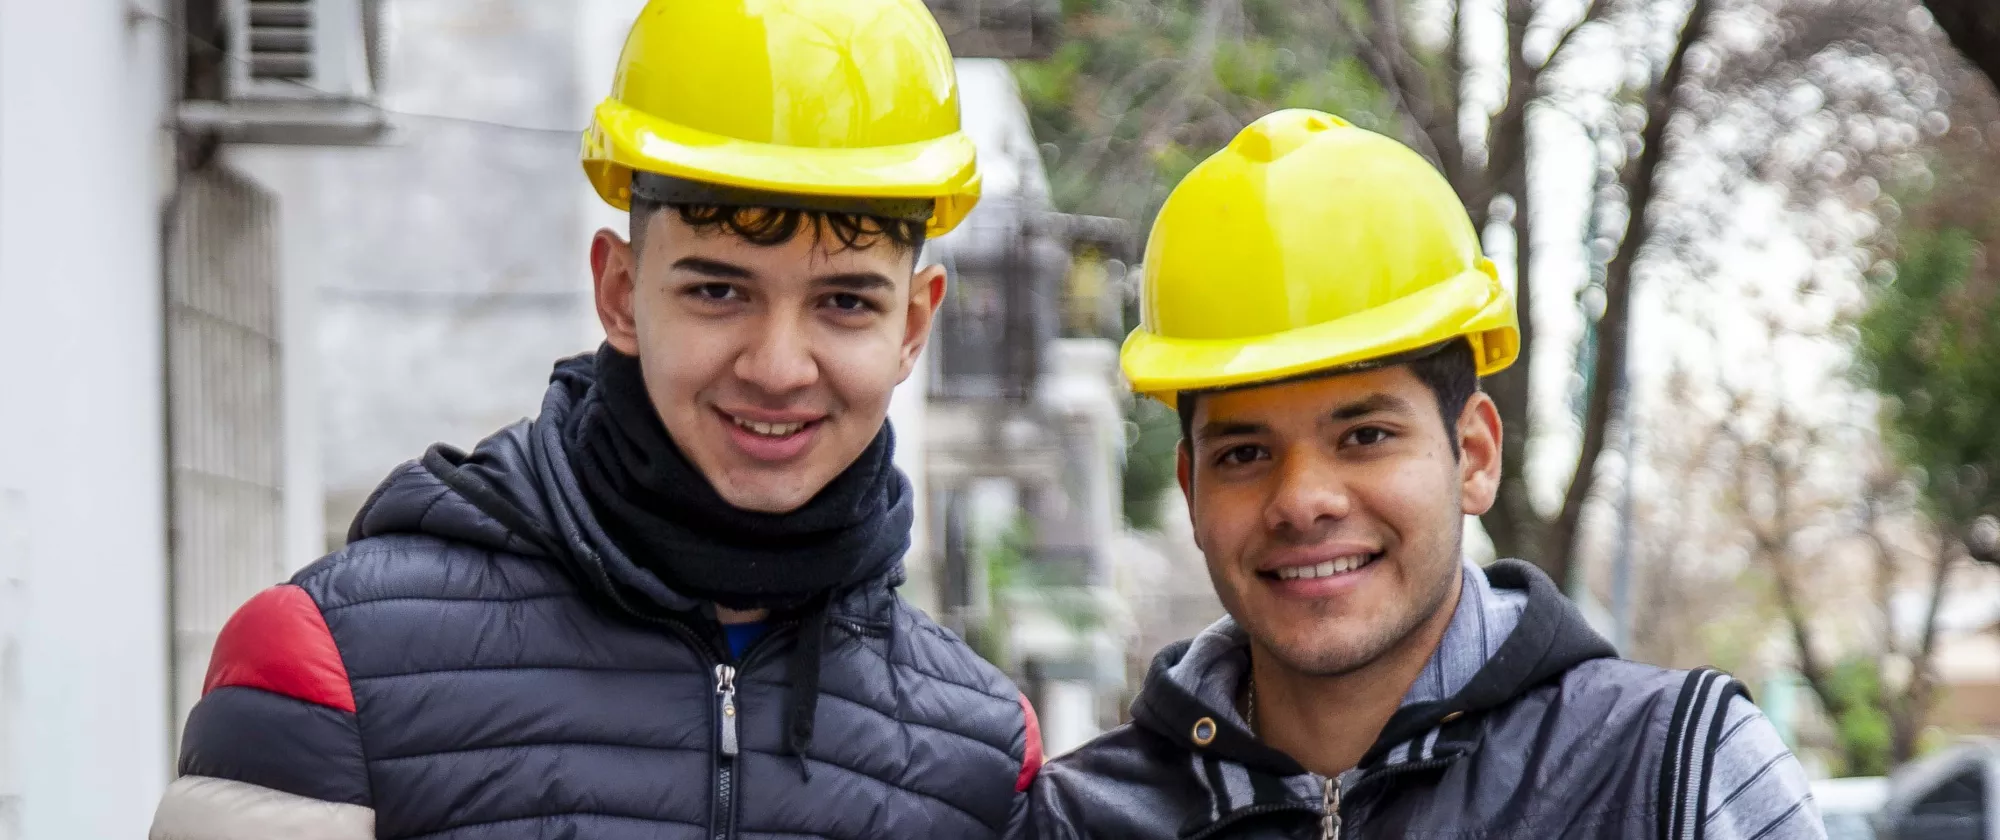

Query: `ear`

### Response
(592, 227, 640, 355)
(1457, 391, 1503, 516)
(896, 264, 949, 383)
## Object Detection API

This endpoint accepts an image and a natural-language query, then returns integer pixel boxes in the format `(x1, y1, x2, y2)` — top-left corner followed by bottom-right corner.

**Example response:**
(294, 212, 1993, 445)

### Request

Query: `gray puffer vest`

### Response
(1028, 562, 1764, 839)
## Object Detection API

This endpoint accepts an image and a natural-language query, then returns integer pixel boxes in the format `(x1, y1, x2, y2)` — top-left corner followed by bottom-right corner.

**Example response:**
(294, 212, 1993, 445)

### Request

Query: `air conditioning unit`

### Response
(178, 0, 388, 146)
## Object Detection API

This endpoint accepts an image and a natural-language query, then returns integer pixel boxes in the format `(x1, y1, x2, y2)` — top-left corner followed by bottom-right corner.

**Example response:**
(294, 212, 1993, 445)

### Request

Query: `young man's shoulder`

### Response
(1039, 719, 1182, 783)
(291, 526, 576, 616)
(1510, 659, 1821, 838)
(195, 531, 589, 719)
(1027, 721, 1203, 839)
(881, 596, 1024, 702)
(1499, 658, 1748, 752)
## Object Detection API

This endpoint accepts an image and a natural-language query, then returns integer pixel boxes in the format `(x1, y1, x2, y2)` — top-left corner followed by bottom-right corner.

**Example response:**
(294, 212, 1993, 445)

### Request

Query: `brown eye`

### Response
(1345, 426, 1392, 446)
(827, 293, 872, 312)
(1215, 445, 1267, 466)
(690, 283, 738, 301)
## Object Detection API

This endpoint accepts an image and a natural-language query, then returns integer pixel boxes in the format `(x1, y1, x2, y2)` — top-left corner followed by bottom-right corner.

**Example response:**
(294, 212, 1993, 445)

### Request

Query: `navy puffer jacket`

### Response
(150, 368, 1042, 840)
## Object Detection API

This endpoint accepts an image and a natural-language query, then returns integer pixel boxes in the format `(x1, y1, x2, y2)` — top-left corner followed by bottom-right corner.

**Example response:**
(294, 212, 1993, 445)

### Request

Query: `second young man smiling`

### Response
(1028, 110, 1822, 839)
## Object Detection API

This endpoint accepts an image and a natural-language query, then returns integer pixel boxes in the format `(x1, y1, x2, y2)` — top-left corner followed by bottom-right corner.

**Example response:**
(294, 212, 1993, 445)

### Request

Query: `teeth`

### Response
(733, 417, 807, 437)
(1275, 555, 1372, 580)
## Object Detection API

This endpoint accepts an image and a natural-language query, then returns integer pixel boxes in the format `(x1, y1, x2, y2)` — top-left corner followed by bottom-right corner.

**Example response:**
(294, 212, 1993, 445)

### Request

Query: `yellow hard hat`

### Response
(581, 0, 981, 237)
(1121, 109, 1519, 406)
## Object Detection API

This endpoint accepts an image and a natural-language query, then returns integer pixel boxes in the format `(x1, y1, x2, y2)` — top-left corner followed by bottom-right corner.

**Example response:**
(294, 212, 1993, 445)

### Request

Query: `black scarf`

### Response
(566, 345, 911, 761)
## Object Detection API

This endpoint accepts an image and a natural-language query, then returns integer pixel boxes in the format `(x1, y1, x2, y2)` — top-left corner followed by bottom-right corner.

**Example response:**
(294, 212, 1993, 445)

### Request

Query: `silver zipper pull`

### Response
(715, 664, 739, 757)
(1321, 775, 1341, 840)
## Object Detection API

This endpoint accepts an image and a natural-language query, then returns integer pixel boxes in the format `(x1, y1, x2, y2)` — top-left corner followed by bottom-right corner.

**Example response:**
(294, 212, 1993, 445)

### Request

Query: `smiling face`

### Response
(591, 208, 944, 513)
(1178, 363, 1502, 677)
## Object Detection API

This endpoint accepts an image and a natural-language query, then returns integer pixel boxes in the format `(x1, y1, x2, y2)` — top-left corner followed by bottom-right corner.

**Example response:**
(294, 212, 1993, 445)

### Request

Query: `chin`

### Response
(711, 464, 838, 514)
(1258, 618, 1402, 677)
(716, 484, 812, 515)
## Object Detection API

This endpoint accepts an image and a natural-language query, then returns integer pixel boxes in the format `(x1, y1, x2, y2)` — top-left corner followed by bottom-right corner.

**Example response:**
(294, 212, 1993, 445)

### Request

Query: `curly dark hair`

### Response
(630, 198, 927, 258)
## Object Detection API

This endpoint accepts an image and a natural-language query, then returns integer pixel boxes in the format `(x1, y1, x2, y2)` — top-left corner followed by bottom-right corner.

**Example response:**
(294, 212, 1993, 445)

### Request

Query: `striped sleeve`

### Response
(1700, 696, 1824, 840)
(150, 585, 375, 840)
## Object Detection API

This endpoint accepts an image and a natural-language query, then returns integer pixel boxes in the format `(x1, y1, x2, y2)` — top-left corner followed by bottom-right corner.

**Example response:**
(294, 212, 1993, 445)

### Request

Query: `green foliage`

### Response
(969, 518, 1036, 666)
(1013, 1, 1399, 225)
(1825, 656, 1894, 777)
(1857, 167, 2000, 528)
(975, 517, 1107, 665)
(1122, 397, 1182, 528)
(1014, 0, 1407, 527)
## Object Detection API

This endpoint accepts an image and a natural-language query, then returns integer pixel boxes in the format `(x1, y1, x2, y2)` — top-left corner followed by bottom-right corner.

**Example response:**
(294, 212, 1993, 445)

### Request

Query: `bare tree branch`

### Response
(1325, 0, 1461, 180)
(1136, 0, 1233, 158)
(1543, 0, 1616, 72)
(1448, 0, 1467, 152)
(1480, 0, 1545, 575)
(1897, 520, 1957, 759)
(1738, 422, 1844, 716)
(1547, 0, 1716, 580)
(1859, 477, 1903, 661)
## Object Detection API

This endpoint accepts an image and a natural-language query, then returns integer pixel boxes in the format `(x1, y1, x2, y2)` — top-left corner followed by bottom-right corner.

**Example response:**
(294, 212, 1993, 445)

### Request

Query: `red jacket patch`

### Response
(203, 584, 356, 714)
(1016, 693, 1044, 792)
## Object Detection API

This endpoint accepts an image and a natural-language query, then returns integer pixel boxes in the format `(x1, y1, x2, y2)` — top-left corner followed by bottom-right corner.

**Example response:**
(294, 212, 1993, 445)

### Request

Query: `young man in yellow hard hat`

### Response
(1027, 110, 1820, 839)
(150, 2, 1041, 838)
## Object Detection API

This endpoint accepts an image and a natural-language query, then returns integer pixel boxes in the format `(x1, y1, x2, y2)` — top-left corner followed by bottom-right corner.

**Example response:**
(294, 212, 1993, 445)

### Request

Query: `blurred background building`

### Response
(5, 0, 1999, 837)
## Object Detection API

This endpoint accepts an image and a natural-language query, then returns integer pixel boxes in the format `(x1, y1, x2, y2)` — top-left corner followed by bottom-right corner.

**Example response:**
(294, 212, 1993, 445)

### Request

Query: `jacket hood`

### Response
(343, 353, 907, 624)
(1129, 559, 1615, 776)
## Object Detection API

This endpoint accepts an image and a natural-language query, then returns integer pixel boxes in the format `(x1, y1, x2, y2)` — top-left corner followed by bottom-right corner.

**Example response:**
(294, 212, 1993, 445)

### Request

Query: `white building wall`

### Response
(0, 1, 176, 836)
(248, 0, 600, 541)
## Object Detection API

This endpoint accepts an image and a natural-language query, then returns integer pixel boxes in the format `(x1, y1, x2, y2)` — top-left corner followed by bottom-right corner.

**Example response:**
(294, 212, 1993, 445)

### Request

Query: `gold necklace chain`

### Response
(1245, 676, 1257, 734)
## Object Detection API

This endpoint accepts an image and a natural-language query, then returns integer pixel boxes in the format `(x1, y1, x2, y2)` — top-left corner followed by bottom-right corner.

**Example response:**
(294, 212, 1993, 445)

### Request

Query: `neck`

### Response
(1249, 567, 1463, 777)
(716, 605, 769, 624)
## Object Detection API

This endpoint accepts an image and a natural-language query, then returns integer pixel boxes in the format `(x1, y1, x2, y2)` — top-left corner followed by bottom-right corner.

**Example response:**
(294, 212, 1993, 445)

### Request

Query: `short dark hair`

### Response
(1177, 338, 1480, 456)
(630, 198, 927, 258)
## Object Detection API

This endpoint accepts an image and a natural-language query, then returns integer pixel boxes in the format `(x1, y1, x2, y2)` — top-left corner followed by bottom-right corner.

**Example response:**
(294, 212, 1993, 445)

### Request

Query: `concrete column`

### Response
(0, 0, 176, 836)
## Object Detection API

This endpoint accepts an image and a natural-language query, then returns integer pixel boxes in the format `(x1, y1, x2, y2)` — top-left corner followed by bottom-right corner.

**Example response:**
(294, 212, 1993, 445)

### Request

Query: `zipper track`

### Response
(613, 611, 743, 840)
(600, 600, 810, 840)
(709, 619, 802, 840)
(1323, 775, 1341, 839)
(1185, 756, 1461, 839)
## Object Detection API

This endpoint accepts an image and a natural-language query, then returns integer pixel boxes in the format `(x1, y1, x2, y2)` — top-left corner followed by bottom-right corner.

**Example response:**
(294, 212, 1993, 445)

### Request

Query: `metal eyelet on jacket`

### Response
(1191, 717, 1218, 746)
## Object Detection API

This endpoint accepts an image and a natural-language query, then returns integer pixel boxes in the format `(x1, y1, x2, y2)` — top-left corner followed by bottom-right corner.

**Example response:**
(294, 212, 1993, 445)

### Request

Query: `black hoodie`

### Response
(1027, 561, 1817, 840)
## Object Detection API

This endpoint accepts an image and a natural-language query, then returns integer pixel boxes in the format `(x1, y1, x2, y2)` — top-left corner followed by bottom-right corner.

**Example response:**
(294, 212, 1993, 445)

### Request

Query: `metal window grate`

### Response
(165, 168, 288, 751)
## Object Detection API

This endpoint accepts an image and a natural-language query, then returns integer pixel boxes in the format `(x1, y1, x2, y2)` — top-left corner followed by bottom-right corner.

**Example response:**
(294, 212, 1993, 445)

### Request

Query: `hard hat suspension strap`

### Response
(630, 172, 935, 225)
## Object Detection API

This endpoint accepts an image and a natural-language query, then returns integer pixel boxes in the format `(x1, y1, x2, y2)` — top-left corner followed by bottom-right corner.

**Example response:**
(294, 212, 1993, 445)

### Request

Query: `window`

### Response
(1896, 765, 1986, 840)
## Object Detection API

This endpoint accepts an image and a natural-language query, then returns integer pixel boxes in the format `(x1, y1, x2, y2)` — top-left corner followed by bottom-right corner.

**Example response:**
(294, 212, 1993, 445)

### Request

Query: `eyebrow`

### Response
(668, 260, 894, 293)
(1197, 420, 1268, 441)
(815, 272, 896, 293)
(1328, 393, 1415, 421)
(1196, 392, 1415, 441)
(671, 257, 754, 279)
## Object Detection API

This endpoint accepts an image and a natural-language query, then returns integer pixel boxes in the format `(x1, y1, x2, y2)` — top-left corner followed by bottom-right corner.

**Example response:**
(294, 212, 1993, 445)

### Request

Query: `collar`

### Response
(1400, 558, 1530, 706)
(1132, 559, 1614, 836)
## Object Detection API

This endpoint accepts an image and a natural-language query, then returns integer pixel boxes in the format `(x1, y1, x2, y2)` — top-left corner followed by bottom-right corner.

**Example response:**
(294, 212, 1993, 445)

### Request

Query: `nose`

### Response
(1262, 448, 1352, 538)
(733, 309, 819, 396)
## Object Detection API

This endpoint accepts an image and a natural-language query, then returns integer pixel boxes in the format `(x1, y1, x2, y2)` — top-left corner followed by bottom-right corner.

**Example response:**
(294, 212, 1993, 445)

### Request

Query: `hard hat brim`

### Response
(582, 99, 981, 237)
(1120, 268, 1520, 408)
